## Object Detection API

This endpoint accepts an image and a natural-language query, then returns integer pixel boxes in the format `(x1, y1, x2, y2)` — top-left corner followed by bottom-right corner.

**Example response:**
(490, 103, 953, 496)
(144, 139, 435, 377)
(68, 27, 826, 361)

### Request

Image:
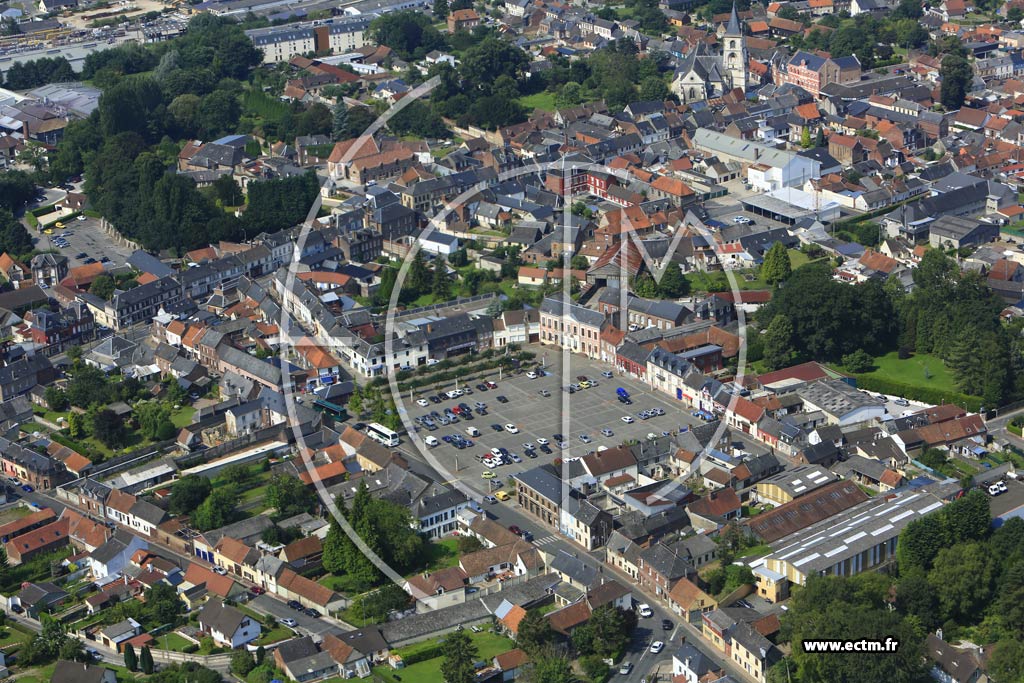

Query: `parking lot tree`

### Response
(441, 629, 478, 683)
(0, 209, 32, 257)
(0, 170, 35, 213)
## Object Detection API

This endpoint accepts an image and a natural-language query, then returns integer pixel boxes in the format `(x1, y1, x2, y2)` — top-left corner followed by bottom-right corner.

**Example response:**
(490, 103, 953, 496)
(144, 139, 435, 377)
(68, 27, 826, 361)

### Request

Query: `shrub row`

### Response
(401, 643, 445, 665)
(852, 374, 983, 412)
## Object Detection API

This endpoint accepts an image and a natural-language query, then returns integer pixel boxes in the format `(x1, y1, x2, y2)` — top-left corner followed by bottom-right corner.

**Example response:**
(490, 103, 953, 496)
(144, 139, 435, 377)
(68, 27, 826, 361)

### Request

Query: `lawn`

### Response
(373, 630, 512, 683)
(257, 625, 295, 645)
(517, 91, 558, 112)
(420, 538, 461, 572)
(685, 269, 767, 292)
(155, 631, 196, 652)
(0, 623, 32, 648)
(859, 351, 957, 393)
(170, 405, 196, 428)
(0, 506, 32, 526)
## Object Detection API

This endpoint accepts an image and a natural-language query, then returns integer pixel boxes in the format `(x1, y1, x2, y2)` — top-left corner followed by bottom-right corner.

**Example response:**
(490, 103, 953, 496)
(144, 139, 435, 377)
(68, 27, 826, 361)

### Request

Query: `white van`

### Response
(424, 436, 439, 447)
(466, 426, 481, 437)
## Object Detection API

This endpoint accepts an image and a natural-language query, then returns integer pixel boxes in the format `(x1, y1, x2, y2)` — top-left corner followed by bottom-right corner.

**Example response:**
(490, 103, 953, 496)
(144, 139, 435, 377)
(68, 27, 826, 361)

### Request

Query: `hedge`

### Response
(400, 643, 445, 665)
(852, 374, 983, 412)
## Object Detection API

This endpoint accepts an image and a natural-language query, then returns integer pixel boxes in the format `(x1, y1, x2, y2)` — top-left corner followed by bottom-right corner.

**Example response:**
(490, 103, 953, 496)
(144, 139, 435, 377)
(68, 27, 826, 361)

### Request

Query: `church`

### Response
(671, 2, 748, 104)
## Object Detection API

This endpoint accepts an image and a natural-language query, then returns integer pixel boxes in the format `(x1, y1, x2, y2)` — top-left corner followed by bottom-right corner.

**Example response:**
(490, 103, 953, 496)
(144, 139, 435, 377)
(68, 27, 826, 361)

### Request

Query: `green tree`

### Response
(44, 387, 68, 411)
(68, 412, 86, 439)
(841, 349, 874, 373)
(638, 76, 669, 101)
(256, 645, 266, 665)
(657, 263, 689, 298)
(89, 274, 116, 300)
(91, 409, 127, 448)
(516, 609, 554, 655)
(169, 475, 213, 516)
(347, 385, 364, 418)
(231, 649, 256, 676)
(0, 209, 33, 256)
(322, 515, 347, 574)
(897, 514, 947, 572)
(124, 643, 138, 672)
(989, 638, 1024, 683)
(58, 637, 86, 663)
(432, 254, 452, 300)
(433, 0, 449, 17)
(192, 486, 239, 531)
(763, 315, 797, 370)
(332, 103, 349, 141)
(369, 11, 446, 60)
(801, 127, 812, 148)
(211, 174, 243, 206)
(440, 629, 478, 683)
(940, 53, 972, 110)
(761, 242, 792, 285)
(409, 250, 431, 296)
(140, 645, 155, 674)
(522, 647, 573, 683)
(928, 542, 994, 623)
(265, 473, 317, 518)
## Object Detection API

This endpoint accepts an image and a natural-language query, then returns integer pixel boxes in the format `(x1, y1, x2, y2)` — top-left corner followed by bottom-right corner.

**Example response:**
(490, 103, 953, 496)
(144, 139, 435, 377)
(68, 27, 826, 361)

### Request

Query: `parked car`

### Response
(601, 370, 613, 378)
(304, 608, 321, 618)
(619, 662, 633, 675)
(508, 525, 523, 536)
(212, 566, 228, 576)
(526, 371, 538, 379)
(621, 416, 635, 424)
(662, 619, 674, 631)
(496, 395, 509, 403)
(288, 600, 304, 610)
(650, 641, 664, 654)
(483, 495, 498, 504)
(279, 618, 298, 627)
(494, 491, 510, 501)
(504, 424, 519, 434)
(637, 603, 653, 618)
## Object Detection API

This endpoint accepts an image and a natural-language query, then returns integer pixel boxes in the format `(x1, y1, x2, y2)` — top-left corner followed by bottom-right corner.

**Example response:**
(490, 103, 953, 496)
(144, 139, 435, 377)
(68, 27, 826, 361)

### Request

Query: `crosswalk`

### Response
(533, 534, 560, 546)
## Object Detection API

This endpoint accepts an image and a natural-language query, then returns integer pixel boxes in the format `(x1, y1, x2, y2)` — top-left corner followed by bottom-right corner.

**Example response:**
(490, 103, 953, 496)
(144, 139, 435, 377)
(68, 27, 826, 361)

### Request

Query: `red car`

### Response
(250, 586, 266, 595)
(508, 525, 523, 536)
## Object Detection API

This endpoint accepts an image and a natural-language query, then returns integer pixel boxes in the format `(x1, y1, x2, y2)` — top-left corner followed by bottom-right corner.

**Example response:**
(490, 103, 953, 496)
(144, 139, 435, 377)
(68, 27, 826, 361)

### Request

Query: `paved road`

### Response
(250, 595, 345, 639)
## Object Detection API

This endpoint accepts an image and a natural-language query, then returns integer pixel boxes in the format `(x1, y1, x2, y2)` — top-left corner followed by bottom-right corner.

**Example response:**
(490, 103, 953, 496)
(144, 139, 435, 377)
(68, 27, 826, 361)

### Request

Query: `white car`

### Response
(637, 603, 653, 618)
(505, 424, 520, 434)
(213, 566, 228, 576)
(526, 371, 538, 379)
(279, 617, 297, 627)
(650, 641, 664, 654)
(424, 436, 439, 447)
(491, 447, 504, 458)
(446, 390, 459, 399)
(619, 663, 633, 675)
(536, 437, 549, 445)
(416, 398, 429, 407)
(621, 416, 635, 424)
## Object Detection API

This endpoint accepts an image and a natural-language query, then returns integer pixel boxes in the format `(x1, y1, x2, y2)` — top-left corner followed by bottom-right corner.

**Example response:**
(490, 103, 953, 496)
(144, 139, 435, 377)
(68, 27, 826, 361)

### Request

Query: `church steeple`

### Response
(723, 1, 748, 92)
(726, 1, 742, 36)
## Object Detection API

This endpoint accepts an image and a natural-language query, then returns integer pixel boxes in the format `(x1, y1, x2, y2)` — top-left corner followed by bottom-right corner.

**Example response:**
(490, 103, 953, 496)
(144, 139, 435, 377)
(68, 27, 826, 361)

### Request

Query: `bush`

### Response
(897, 346, 912, 360)
(580, 655, 610, 682)
(183, 644, 199, 653)
(852, 375, 982, 411)
(842, 350, 874, 373)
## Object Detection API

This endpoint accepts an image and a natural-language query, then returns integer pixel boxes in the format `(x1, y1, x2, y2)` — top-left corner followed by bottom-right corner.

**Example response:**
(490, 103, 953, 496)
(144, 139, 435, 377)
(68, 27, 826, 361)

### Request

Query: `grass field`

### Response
(373, 630, 513, 683)
(517, 91, 558, 112)
(859, 351, 957, 393)
(156, 631, 196, 652)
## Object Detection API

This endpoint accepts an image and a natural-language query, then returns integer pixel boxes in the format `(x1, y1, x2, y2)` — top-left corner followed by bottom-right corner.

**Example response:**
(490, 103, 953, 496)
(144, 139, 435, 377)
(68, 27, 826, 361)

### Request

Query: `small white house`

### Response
(198, 600, 262, 648)
(418, 232, 460, 256)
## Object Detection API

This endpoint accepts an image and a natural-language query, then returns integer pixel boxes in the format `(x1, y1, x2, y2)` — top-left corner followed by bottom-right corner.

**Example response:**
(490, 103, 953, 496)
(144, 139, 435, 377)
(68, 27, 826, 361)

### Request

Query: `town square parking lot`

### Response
(394, 345, 705, 495)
